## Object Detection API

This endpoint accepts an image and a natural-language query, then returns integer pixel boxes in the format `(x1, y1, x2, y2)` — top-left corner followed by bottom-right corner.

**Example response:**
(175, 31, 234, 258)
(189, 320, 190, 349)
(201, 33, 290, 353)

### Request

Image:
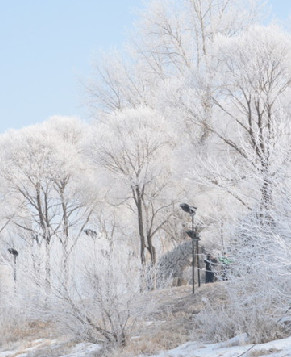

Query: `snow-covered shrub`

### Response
(0, 295, 34, 344)
(48, 227, 154, 348)
(195, 209, 291, 344)
(52, 270, 136, 347)
(195, 279, 286, 344)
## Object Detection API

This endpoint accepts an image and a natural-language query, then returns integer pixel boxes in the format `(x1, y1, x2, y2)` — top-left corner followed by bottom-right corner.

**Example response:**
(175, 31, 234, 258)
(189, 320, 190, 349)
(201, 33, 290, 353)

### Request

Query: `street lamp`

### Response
(180, 203, 201, 294)
(8, 248, 18, 293)
(180, 203, 197, 215)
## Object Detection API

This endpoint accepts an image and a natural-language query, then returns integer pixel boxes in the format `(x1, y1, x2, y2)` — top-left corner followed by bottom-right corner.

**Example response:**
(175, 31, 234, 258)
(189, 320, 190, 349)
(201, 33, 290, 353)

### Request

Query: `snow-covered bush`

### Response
(195, 206, 291, 344)
(46, 220, 154, 348)
(0, 295, 36, 344)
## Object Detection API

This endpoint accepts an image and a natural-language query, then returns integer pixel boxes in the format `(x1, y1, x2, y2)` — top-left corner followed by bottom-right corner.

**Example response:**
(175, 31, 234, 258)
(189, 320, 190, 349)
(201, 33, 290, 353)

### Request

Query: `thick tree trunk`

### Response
(137, 197, 146, 265)
(259, 157, 272, 210)
(146, 234, 156, 265)
(63, 238, 69, 295)
(60, 185, 70, 295)
(45, 239, 51, 292)
(260, 177, 272, 210)
(134, 186, 146, 265)
(258, 159, 273, 226)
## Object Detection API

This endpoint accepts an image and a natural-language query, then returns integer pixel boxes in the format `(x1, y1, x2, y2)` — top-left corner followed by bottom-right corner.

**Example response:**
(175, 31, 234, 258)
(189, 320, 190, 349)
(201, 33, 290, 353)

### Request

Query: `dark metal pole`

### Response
(192, 237, 195, 294)
(191, 214, 195, 294)
(180, 204, 200, 294)
(220, 221, 225, 252)
(196, 239, 201, 287)
(8, 248, 18, 294)
(13, 255, 17, 294)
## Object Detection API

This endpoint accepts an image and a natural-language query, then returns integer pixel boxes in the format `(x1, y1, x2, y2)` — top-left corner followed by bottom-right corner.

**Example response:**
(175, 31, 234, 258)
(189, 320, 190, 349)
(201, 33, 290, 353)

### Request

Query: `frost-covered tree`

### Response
(43, 117, 96, 293)
(86, 0, 266, 140)
(89, 107, 179, 265)
(190, 26, 291, 213)
(135, 0, 264, 74)
(0, 126, 60, 290)
(0, 117, 93, 292)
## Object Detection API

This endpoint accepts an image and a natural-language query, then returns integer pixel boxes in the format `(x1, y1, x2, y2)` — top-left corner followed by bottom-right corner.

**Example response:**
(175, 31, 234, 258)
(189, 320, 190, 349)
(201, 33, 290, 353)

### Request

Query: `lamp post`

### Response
(180, 203, 200, 294)
(8, 248, 18, 293)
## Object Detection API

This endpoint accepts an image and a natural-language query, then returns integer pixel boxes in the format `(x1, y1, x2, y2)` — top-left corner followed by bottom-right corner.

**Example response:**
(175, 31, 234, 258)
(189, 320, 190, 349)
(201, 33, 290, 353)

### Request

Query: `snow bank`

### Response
(0, 339, 101, 357)
(2, 336, 291, 357)
(59, 342, 102, 357)
(145, 336, 291, 357)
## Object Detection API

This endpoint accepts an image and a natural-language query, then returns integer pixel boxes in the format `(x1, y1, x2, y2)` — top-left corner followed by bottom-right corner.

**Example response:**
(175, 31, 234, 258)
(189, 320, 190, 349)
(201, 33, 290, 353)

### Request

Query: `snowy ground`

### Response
(0, 339, 101, 357)
(1, 335, 291, 356)
(145, 335, 291, 357)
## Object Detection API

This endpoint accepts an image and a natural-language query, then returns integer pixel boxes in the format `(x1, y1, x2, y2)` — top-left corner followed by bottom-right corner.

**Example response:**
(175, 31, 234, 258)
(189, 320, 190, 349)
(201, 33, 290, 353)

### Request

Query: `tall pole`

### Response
(8, 248, 18, 294)
(196, 238, 201, 287)
(180, 203, 200, 294)
(191, 213, 201, 289)
(192, 235, 195, 294)
(220, 221, 225, 252)
(13, 255, 17, 294)
(191, 214, 195, 294)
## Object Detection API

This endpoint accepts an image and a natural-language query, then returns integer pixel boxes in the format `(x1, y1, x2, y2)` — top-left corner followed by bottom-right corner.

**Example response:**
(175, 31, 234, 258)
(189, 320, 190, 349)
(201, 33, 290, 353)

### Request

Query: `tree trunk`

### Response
(135, 186, 146, 265)
(259, 159, 273, 225)
(260, 177, 272, 211)
(60, 185, 70, 295)
(146, 234, 156, 265)
(45, 239, 51, 292)
(63, 238, 69, 295)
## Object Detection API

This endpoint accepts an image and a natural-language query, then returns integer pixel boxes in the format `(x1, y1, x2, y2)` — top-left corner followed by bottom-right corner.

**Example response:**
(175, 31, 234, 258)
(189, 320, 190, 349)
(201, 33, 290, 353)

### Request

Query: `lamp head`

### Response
(186, 230, 200, 240)
(8, 248, 18, 257)
(180, 203, 197, 215)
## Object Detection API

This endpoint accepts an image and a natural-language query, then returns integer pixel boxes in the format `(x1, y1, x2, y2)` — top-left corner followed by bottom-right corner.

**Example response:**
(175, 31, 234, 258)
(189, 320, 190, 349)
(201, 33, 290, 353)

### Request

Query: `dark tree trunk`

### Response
(134, 186, 146, 265)
(146, 234, 156, 265)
